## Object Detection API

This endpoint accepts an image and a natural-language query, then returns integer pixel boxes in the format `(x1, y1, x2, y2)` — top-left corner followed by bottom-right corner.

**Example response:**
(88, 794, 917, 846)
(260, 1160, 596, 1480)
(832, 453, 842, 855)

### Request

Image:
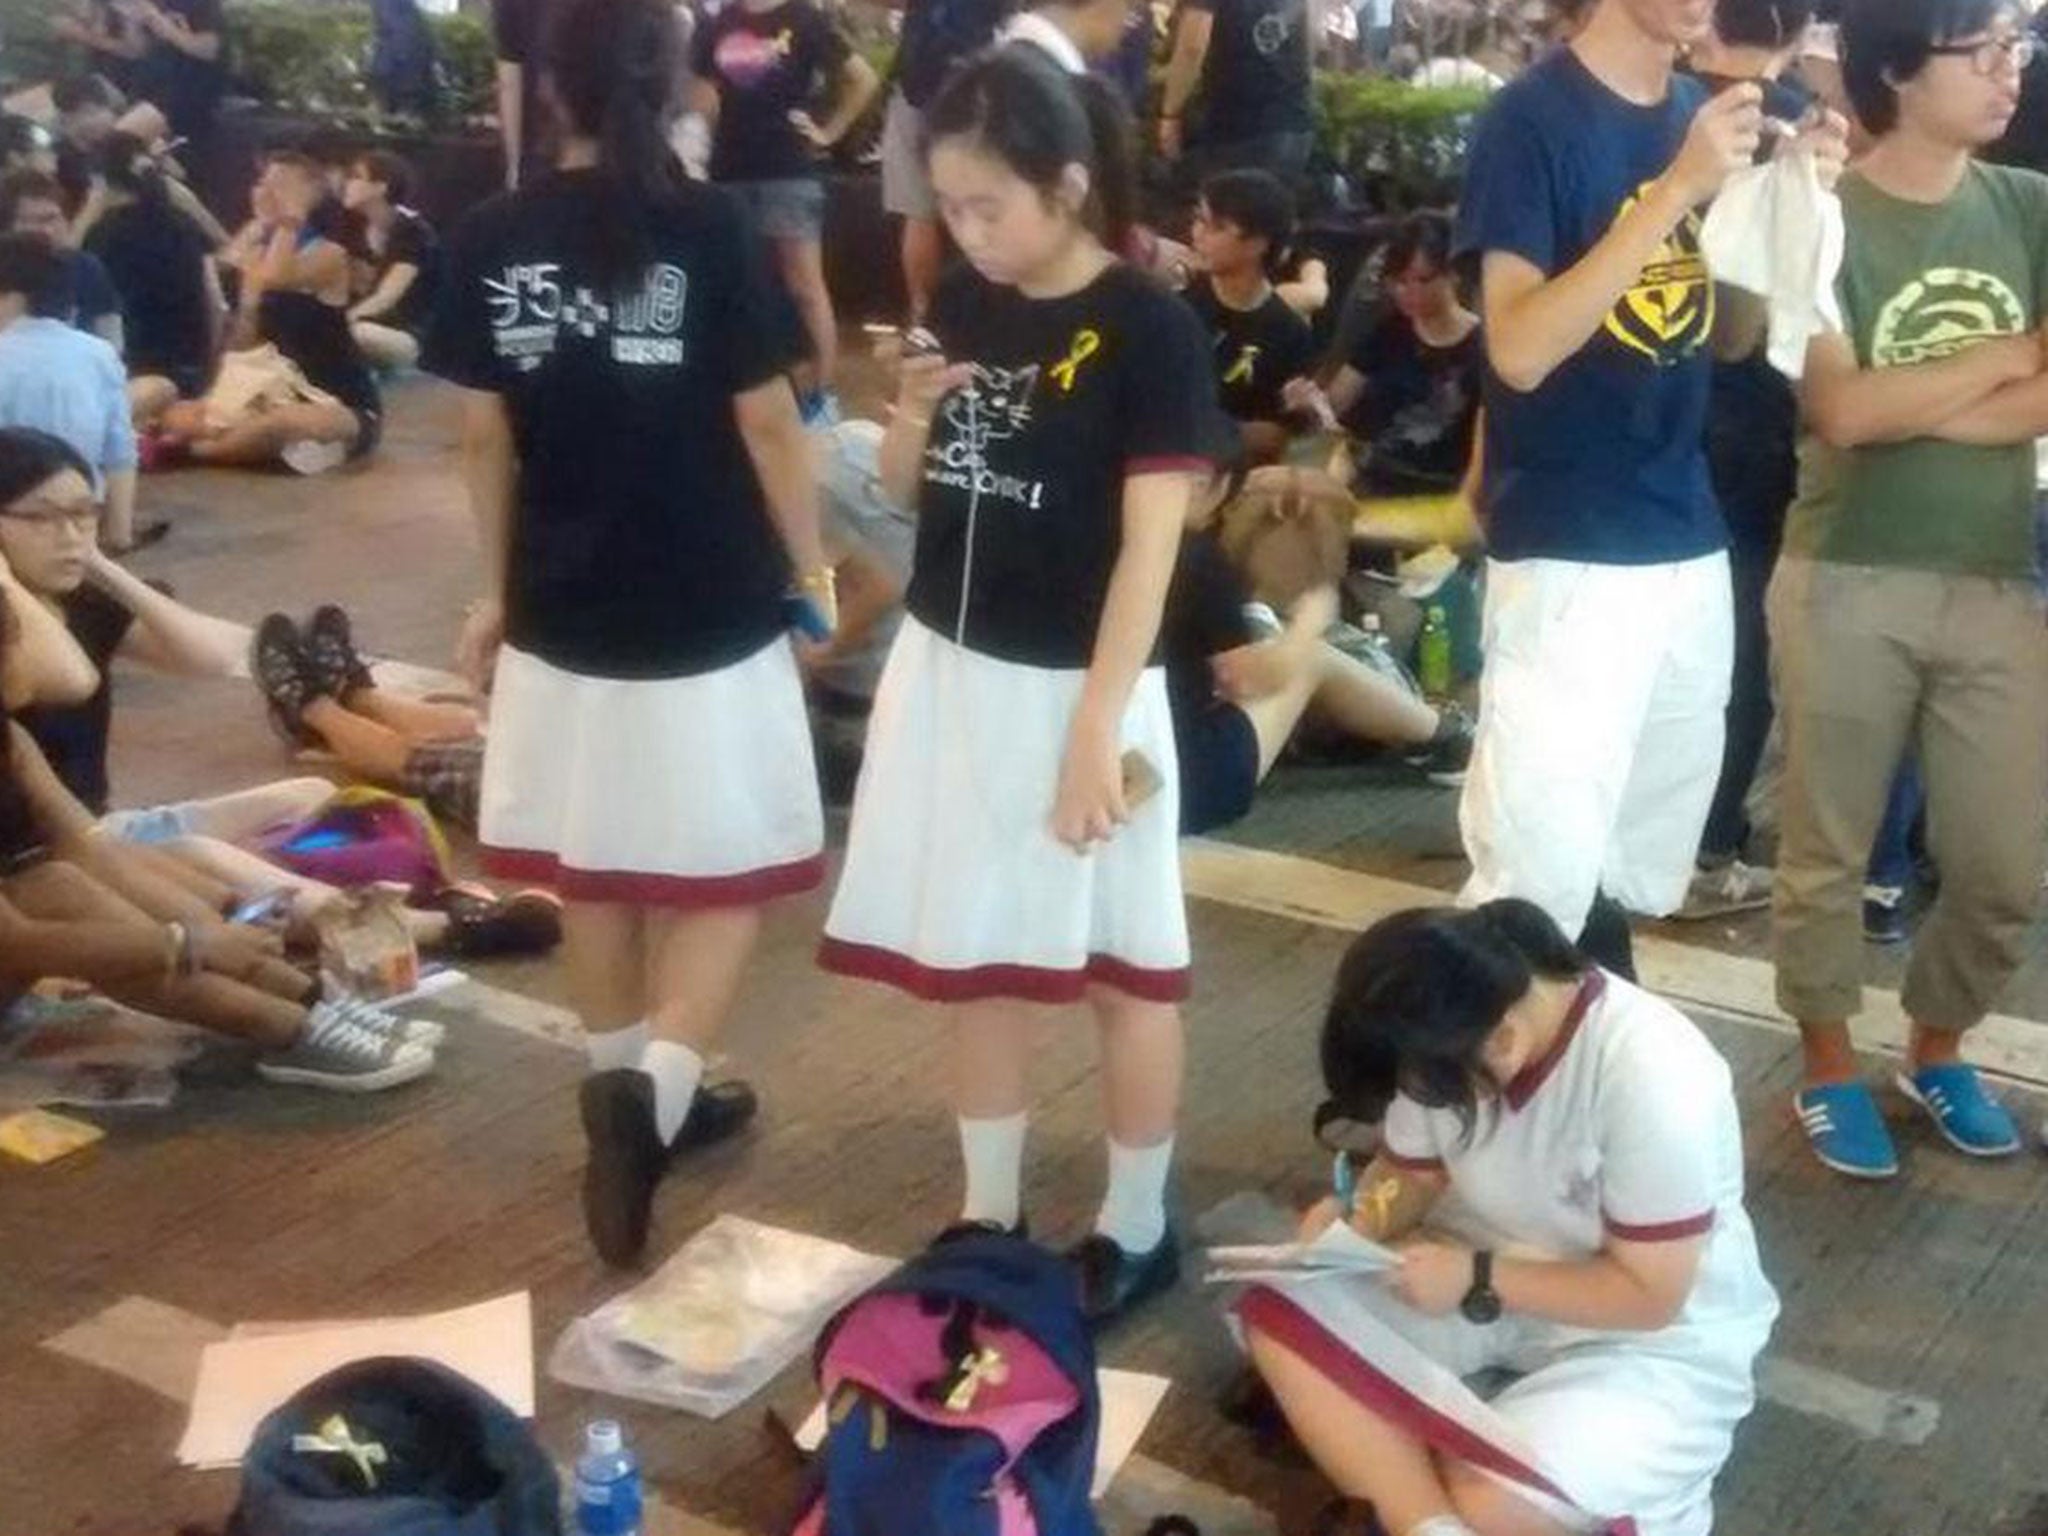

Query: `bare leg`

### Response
(189, 402, 360, 467)
(301, 696, 416, 784)
(774, 236, 837, 389)
(6, 861, 304, 1049)
(1310, 642, 1440, 747)
(349, 321, 419, 371)
(129, 374, 181, 428)
(121, 839, 235, 912)
(949, 999, 1039, 1120)
(155, 835, 450, 949)
(143, 778, 335, 842)
(1088, 986, 1183, 1147)
(1237, 668, 1326, 782)
(641, 905, 763, 1050)
(902, 216, 944, 323)
(347, 690, 482, 743)
(562, 901, 646, 1035)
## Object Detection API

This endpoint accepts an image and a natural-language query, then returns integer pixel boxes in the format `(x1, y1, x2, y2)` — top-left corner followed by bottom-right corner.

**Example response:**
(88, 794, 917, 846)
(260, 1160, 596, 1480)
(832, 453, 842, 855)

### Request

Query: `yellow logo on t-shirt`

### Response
(1870, 268, 2026, 369)
(1222, 343, 1261, 385)
(1602, 184, 1713, 364)
(1049, 327, 1102, 393)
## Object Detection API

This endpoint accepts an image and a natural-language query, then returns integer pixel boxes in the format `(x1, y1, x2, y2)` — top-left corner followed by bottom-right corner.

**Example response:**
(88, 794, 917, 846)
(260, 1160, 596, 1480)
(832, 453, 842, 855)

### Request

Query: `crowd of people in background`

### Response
(2, 0, 2048, 1529)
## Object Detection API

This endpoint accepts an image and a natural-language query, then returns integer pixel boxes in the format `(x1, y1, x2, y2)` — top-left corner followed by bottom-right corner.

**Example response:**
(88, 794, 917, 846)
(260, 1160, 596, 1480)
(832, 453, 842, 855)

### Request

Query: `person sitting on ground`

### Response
(1242, 899, 1779, 1536)
(1182, 169, 1321, 464)
(152, 153, 380, 474)
(1294, 212, 1484, 497)
(0, 168, 124, 349)
(341, 151, 440, 373)
(0, 588, 440, 1094)
(798, 418, 916, 803)
(1165, 483, 1472, 836)
(83, 132, 222, 420)
(0, 426, 559, 960)
(0, 236, 150, 553)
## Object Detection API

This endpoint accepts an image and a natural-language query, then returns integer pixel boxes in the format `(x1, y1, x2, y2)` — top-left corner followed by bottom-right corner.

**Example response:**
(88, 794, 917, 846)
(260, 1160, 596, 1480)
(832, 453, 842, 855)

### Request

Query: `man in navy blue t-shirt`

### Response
(1452, 0, 1843, 976)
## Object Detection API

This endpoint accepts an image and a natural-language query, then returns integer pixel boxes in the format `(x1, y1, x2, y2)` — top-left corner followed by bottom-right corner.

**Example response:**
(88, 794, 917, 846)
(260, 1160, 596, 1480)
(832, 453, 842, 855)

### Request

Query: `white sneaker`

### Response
(281, 439, 348, 477)
(258, 999, 435, 1092)
(1673, 859, 1773, 921)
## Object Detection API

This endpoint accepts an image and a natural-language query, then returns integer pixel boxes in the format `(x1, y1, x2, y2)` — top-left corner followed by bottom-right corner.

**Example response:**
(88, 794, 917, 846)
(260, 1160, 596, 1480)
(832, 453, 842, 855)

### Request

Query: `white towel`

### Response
(1700, 149, 1845, 380)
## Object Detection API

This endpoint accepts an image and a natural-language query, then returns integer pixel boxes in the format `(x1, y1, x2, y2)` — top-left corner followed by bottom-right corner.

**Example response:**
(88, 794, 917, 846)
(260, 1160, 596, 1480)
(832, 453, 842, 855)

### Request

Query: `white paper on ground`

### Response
(1205, 1218, 1399, 1283)
(177, 1292, 533, 1468)
(793, 1368, 1170, 1499)
(43, 1295, 228, 1404)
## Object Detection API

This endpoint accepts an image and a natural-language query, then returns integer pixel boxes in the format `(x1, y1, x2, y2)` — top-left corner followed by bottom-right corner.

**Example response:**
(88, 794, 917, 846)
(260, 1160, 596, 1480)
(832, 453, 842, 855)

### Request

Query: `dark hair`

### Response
(926, 45, 1137, 255)
(0, 115, 51, 170)
(1201, 169, 1294, 274)
(0, 232, 66, 317)
(1381, 211, 1454, 279)
(1716, 0, 1818, 48)
(52, 74, 123, 118)
(264, 149, 325, 184)
(353, 149, 414, 206)
(0, 427, 94, 509)
(0, 169, 64, 230)
(1319, 899, 1587, 1137)
(1843, 0, 2007, 134)
(96, 131, 167, 206)
(545, 0, 687, 288)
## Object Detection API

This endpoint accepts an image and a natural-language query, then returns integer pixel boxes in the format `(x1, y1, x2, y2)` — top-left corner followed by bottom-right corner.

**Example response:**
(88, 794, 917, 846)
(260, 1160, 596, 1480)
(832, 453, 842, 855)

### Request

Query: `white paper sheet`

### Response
(1205, 1218, 1399, 1284)
(792, 1367, 1170, 1498)
(176, 1292, 533, 1468)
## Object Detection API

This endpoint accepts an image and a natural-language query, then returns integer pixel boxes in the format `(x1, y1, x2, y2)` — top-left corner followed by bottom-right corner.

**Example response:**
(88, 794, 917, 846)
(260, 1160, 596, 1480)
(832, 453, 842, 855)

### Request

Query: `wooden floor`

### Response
(3, 380, 2047, 1535)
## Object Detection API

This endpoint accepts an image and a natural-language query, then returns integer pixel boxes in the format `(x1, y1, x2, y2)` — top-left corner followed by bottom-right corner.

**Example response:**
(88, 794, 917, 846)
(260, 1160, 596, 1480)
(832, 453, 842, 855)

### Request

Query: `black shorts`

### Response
(1176, 703, 1261, 836)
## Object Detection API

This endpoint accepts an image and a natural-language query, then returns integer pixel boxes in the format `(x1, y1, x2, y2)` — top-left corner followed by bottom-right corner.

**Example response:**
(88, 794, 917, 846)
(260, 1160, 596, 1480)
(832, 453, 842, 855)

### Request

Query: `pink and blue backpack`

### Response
(790, 1232, 1101, 1536)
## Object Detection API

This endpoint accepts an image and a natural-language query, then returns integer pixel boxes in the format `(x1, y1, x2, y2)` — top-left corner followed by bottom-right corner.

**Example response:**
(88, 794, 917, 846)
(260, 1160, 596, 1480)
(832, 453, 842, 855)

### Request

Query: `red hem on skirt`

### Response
(481, 847, 826, 908)
(817, 936, 1190, 1004)
(1235, 1287, 1638, 1536)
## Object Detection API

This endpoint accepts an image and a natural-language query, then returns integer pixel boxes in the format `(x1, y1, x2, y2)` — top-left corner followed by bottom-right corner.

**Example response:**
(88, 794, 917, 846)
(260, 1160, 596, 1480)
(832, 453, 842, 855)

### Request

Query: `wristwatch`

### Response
(1460, 1249, 1502, 1325)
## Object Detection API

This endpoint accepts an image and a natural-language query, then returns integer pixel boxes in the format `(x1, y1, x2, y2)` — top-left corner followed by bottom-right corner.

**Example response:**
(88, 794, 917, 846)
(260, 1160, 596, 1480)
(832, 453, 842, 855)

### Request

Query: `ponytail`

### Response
(927, 45, 1139, 254)
(545, 0, 686, 289)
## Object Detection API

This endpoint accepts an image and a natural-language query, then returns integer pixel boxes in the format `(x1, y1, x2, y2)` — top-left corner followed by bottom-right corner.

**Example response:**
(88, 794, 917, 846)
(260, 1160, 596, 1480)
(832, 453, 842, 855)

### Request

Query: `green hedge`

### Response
(0, 0, 497, 125)
(1314, 74, 1492, 210)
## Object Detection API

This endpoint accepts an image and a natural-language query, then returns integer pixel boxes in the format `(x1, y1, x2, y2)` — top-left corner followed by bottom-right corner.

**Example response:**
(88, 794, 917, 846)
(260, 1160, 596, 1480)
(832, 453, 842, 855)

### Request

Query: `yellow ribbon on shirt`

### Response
(1050, 328, 1102, 393)
(1223, 343, 1260, 385)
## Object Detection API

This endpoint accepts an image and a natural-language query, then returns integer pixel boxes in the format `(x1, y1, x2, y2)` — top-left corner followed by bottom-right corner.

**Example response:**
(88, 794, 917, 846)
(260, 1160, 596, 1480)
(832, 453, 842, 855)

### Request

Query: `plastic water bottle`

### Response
(1417, 605, 1453, 699)
(574, 1421, 643, 1536)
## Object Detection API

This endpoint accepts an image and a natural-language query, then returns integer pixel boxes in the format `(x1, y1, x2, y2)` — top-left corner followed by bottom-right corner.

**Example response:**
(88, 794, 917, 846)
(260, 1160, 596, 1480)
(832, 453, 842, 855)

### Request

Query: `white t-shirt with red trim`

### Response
(1382, 970, 1779, 1346)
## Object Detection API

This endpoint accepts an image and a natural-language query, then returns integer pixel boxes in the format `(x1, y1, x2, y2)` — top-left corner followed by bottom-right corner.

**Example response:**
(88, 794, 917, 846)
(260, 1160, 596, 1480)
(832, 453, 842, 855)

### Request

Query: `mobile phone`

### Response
(230, 888, 293, 926)
(1121, 749, 1163, 812)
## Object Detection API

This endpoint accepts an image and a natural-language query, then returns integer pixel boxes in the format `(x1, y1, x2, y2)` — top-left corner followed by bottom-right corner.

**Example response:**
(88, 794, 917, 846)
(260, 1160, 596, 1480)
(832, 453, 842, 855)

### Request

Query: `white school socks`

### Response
(1095, 1134, 1175, 1255)
(585, 1021, 649, 1074)
(956, 1112, 1029, 1229)
(643, 1038, 707, 1144)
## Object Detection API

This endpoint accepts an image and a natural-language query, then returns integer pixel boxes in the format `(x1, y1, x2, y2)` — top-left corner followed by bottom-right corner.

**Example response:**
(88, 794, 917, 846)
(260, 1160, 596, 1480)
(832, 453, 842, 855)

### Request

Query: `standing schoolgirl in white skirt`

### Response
(1242, 900, 1779, 1536)
(819, 45, 1223, 1325)
(426, 0, 834, 1269)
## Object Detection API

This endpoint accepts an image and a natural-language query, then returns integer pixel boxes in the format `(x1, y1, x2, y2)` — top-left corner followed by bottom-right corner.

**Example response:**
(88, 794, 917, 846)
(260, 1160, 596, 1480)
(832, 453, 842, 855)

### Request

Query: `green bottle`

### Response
(1417, 603, 1452, 699)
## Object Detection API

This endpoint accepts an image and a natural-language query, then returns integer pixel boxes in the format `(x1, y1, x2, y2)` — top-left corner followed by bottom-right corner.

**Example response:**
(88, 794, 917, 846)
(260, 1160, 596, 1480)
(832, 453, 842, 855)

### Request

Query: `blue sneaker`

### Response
(1896, 1063, 2020, 1157)
(1794, 1083, 1900, 1179)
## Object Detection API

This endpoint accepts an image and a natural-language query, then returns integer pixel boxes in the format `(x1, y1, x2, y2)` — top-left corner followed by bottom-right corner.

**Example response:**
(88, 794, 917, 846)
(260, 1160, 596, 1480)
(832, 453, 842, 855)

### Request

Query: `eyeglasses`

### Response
(1930, 32, 2039, 76)
(1, 502, 100, 536)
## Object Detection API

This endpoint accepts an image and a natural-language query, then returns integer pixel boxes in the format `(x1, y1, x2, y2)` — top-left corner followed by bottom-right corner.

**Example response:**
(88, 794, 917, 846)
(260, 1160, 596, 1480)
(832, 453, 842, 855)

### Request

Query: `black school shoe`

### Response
(578, 1071, 760, 1267)
(1064, 1230, 1181, 1329)
(426, 884, 563, 959)
(933, 1216, 1032, 1246)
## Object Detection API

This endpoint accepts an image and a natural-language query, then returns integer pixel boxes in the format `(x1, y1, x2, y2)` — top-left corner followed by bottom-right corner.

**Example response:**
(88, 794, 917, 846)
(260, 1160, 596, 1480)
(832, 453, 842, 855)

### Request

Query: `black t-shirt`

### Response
(908, 262, 1219, 668)
(424, 170, 803, 679)
(18, 586, 135, 816)
(896, 0, 1011, 108)
(259, 287, 382, 422)
(1160, 531, 1252, 730)
(1186, 0, 1313, 140)
(690, 1, 851, 183)
(357, 207, 443, 335)
(1344, 312, 1483, 493)
(133, 0, 227, 141)
(56, 142, 94, 220)
(493, 0, 557, 170)
(52, 250, 122, 338)
(85, 200, 214, 380)
(1182, 279, 1317, 423)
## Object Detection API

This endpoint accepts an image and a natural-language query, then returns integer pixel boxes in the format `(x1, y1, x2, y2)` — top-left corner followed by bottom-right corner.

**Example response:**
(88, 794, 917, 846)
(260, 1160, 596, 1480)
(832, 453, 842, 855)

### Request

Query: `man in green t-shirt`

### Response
(1775, 0, 2048, 1179)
